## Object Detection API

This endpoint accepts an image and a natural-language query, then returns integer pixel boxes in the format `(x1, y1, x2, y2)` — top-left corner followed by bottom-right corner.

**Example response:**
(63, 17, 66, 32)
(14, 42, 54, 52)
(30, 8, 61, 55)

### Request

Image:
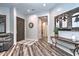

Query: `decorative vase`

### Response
(55, 34, 58, 38)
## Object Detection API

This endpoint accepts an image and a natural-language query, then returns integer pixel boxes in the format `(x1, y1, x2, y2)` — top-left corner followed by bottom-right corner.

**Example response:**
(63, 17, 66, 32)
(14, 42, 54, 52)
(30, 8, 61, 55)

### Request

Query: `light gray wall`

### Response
(10, 7, 15, 33)
(26, 15, 38, 40)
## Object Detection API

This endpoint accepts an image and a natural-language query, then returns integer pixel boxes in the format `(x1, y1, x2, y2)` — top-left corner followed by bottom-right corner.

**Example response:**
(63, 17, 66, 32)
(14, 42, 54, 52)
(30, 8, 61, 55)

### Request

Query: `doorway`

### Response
(38, 16, 48, 42)
(16, 17, 25, 42)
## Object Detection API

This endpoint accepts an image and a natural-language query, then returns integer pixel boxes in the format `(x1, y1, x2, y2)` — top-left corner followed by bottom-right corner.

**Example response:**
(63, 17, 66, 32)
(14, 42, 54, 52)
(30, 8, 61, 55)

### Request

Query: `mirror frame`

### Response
(0, 15, 6, 33)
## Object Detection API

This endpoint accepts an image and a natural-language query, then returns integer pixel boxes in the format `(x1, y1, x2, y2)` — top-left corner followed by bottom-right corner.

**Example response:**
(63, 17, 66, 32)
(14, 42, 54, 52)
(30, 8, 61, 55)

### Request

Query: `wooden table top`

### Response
(50, 36, 79, 45)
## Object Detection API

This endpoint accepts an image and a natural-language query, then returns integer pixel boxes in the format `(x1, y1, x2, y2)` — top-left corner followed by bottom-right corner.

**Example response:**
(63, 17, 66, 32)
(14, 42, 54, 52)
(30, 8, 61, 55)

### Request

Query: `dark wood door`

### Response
(16, 17, 25, 42)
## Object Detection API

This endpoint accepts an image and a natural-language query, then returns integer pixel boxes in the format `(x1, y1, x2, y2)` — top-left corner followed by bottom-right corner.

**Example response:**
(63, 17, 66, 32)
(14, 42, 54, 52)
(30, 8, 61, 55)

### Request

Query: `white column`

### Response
(10, 7, 17, 45)
(14, 8, 17, 45)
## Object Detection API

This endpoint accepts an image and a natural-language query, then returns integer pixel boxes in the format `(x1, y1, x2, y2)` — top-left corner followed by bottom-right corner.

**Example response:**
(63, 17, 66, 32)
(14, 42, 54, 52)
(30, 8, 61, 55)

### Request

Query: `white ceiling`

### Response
(0, 3, 61, 15)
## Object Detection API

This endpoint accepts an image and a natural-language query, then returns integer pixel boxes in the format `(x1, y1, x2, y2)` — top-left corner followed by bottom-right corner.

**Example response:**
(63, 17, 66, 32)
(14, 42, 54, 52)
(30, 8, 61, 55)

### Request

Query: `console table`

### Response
(50, 36, 79, 56)
(0, 33, 13, 52)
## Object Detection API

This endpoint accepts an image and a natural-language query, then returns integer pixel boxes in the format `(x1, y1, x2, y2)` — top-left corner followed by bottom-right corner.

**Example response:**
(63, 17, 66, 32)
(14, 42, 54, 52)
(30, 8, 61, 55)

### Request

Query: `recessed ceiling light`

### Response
(27, 9, 30, 12)
(43, 3, 46, 7)
(57, 8, 62, 12)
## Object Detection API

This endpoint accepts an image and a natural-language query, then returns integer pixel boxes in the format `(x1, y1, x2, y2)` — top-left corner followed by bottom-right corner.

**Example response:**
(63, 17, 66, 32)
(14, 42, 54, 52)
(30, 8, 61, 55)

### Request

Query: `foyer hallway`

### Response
(0, 40, 71, 56)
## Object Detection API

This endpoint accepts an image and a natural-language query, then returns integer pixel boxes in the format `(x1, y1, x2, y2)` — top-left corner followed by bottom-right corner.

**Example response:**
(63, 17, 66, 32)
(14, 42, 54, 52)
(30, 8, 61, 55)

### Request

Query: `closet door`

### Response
(17, 17, 25, 42)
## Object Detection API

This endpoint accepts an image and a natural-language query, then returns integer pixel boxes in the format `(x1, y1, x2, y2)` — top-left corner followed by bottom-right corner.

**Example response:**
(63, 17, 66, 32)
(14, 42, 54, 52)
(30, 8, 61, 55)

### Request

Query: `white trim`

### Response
(72, 12, 79, 16)
(14, 7, 17, 45)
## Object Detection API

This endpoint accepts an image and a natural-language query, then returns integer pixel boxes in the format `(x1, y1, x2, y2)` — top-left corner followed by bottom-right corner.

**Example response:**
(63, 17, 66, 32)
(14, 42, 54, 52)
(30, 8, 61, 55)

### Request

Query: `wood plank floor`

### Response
(0, 40, 72, 56)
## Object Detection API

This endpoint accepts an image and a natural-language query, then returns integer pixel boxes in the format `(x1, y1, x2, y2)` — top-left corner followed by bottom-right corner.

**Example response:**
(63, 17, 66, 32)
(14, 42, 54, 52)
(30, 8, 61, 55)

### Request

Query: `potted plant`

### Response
(54, 27, 59, 38)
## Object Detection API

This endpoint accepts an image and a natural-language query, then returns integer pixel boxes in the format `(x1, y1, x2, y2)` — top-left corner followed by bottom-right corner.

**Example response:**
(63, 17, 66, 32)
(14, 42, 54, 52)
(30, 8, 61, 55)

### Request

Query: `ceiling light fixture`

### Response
(27, 9, 30, 12)
(43, 3, 46, 7)
(57, 8, 62, 12)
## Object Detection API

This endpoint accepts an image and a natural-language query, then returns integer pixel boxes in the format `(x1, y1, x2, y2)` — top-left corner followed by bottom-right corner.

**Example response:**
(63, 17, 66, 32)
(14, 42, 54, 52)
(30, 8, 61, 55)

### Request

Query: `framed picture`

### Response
(29, 22, 34, 28)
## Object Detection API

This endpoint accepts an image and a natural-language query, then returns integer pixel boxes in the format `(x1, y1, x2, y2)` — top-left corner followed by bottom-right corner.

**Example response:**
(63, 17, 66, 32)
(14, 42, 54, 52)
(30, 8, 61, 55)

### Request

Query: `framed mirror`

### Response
(0, 15, 6, 33)
(72, 12, 79, 28)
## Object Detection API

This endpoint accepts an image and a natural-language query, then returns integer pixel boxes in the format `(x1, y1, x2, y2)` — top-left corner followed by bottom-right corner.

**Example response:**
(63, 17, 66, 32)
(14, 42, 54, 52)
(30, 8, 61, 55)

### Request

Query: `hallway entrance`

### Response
(38, 16, 48, 42)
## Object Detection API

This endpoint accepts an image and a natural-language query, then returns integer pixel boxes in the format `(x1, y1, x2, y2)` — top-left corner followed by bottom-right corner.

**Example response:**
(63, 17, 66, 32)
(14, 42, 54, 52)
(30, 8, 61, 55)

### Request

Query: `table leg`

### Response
(73, 47, 79, 56)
